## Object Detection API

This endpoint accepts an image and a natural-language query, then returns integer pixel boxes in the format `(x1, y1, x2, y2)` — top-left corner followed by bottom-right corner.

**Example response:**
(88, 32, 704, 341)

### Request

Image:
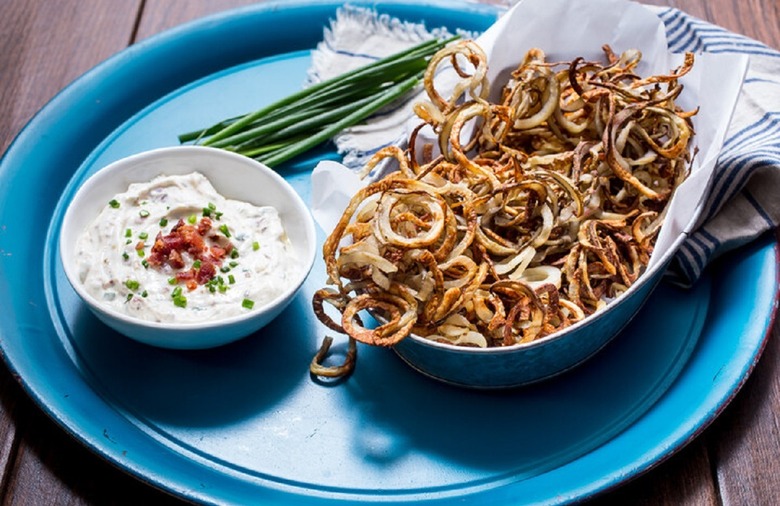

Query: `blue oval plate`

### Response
(0, 1, 777, 504)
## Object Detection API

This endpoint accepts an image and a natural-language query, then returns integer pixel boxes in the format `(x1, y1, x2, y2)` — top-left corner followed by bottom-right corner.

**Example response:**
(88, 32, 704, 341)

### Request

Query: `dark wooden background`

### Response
(1, 0, 778, 504)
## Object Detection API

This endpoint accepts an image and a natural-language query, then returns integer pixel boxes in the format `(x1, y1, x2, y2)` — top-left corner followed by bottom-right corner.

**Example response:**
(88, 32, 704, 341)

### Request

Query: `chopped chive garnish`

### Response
(126, 293, 134, 301)
(230, 249, 239, 259)
(138, 232, 148, 240)
(172, 286, 182, 298)
(173, 296, 187, 308)
(229, 261, 238, 267)
(215, 211, 223, 220)
(242, 298, 255, 309)
(125, 239, 132, 245)
(218, 285, 228, 293)
(137, 249, 145, 258)
(228, 274, 235, 284)
(122, 252, 129, 261)
(159, 217, 168, 227)
(208, 202, 217, 210)
(125, 228, 132, 238)
(168, 277, 177, 285)
(125, 279, 140, 291)
(141, 259, 149, 269)
(202, 207, 211, 217)
(220, 266, 230, 273)
(109, 199, 120, 209)
(188, 214, 197, 224)
(252, 241, 260, 251)
(139, 209, 150, 218)
(219, 224, 231, 237)
(141, 290, 148, 298)
(193, 260, 202, 269)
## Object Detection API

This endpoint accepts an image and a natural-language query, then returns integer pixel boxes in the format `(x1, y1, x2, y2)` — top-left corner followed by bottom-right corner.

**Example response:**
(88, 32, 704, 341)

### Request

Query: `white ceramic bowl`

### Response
(59, 146, 316, 350)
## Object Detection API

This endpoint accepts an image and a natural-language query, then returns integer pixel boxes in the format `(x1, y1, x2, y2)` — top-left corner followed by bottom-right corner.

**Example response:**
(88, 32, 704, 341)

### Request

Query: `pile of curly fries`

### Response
(311, 40, 696, 378)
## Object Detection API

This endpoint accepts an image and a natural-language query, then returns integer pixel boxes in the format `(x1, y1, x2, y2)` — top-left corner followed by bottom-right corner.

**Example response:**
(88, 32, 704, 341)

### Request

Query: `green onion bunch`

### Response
(178, 36, 459, 167)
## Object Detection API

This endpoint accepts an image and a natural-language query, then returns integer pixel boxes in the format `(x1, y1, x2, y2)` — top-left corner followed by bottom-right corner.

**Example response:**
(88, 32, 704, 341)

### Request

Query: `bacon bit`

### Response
(169, 250, 185, 269)
(175, 270, 195, 282)
(196, 260, 217, 284)
(178, 224, 205, 256)
(148, 217, 234, 286)
(197, 217, 212, 236)
(210, 245, 227, 260)
(135, 241, 145, 251)
(147, 234, 165, 266)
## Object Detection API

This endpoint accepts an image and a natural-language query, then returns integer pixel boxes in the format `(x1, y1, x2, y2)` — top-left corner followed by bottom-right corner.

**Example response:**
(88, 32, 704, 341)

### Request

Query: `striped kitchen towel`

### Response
(651, 6, 780, 283)
(309, 4, 780, 286)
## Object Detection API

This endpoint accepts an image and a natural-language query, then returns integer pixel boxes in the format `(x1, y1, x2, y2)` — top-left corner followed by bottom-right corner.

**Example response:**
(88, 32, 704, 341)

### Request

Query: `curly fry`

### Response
(310, 336, 357, 379)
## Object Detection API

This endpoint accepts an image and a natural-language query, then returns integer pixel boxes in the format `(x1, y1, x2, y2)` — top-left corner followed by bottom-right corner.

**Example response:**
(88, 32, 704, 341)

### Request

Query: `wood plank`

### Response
(136, 0, 261, 42)
(0, 371, 25, 501)
(0, 0, 142, 155)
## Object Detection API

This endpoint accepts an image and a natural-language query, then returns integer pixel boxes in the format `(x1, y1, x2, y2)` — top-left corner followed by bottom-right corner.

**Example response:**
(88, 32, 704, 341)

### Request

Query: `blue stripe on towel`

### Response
(706, 150, 780, 220)
(662, 13, 780, 58)
(699, 229, 722, 250)
(721, 113, 780, 152)
(744, 189, 777, 228)
(745, 77, 780, 86)
(675, 246, 700, 280)
(707, 47, 780, 58)
(689, 234, 714, 257)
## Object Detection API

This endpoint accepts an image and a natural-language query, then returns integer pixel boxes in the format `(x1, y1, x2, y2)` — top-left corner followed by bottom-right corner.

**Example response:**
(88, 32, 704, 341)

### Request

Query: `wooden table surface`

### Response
(1, 0, 778, 504)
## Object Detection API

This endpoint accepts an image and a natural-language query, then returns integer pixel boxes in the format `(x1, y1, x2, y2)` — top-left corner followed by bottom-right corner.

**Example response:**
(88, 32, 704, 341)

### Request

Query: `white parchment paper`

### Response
(310, 0, 748, 269)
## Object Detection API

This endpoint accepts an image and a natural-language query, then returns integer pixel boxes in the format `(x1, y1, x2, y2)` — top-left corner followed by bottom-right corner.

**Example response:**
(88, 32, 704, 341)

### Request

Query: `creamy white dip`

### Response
(75, 172, 299, 323)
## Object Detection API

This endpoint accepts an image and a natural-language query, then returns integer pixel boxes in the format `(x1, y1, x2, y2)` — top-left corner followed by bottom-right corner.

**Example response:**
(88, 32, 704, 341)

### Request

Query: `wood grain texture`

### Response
(0, 0, 141, 155)
(0, 0, 778, 504)
(136, 0, 262, 41)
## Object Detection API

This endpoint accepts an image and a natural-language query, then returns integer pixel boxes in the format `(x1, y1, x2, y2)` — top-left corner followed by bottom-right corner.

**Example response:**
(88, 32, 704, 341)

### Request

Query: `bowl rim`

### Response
(58, 145, 317, 332)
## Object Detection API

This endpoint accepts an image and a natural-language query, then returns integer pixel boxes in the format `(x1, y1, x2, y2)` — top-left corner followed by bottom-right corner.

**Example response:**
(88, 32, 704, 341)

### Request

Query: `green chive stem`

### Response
(258, 75, 420, 167)
(177, 35, 460, 166)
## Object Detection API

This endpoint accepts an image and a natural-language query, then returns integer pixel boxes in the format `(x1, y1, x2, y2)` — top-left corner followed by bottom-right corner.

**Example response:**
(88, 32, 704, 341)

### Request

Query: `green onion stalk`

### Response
(178, 35, 459, 167)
